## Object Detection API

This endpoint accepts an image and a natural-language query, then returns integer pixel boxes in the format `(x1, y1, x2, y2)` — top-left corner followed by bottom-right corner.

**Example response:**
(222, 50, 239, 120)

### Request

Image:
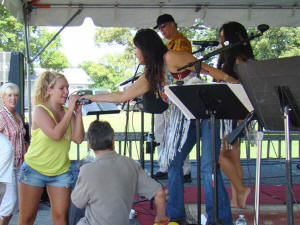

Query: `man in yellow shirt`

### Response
(154, 14, 192, 53)
(153, 14, 192, 182)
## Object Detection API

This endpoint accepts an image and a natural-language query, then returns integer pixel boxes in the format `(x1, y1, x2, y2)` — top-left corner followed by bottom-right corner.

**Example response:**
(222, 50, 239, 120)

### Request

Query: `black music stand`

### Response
(235, 56, 300, 225)
(81, 101, 120, 120)
(165, 83, 253, 225)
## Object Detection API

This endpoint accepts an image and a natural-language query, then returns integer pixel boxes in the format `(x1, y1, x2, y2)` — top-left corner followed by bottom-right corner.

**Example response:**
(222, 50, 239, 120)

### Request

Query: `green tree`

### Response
(251, 27, 300, 60)
(95, 28, 135, 51)
(30, 28, 69, 71)
(81, 27, 138, 90)
(0, 4, 24, 52)
(0, 4, 69, 72)
(94, 27, 136, 63)
(81, 53, 134, 92)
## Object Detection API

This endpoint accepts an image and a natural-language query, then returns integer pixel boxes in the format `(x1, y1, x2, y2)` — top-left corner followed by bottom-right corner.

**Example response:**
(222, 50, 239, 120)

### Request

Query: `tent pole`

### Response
(22, 4, 83, 131)
(23, 3, 32, 132)
(31, 8, 83, 62)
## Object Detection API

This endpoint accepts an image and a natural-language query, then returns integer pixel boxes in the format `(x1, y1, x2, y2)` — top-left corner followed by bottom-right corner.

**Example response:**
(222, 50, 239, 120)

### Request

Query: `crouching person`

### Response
(71, 120, 169, 225)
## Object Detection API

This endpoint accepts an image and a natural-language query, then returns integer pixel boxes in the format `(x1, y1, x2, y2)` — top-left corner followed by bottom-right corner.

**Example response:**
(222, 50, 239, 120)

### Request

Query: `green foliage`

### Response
(80, 53, 135, 92)
(251, 27, 300, 60)
(80, 27, 138, 91)
(95, 27, 136, 59)
(179, 23, 218, 48)
(179, 23, 219, 65)
(30, 28, 70, 71)
(40, 51, 69, 72)
(0, 4, 69, 72)
(0, 4, 24, 52)
(95, 28, 132, 45)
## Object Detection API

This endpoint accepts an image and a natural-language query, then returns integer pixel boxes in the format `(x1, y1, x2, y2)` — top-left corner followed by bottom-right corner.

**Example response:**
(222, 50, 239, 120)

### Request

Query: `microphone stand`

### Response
(176, 27, 268, 225)
(226, 111, 256, 145)
(192, 44, 220, 55)
(178, 29, 268, 74)
(192, 46, 206, 55)
(123, 64, 140, 156)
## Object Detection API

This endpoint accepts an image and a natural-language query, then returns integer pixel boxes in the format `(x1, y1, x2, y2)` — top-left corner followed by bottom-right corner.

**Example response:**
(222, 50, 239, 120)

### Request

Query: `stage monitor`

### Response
(0, 52, 25, 118)
(235, 56, 300, 131)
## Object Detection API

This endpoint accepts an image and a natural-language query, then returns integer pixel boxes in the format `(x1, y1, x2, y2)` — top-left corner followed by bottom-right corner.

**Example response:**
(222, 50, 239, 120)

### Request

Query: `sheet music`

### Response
(165, 83, 254, 120)
(97, 102, 119, 111)
(81, 102, 100, 115)
(227, 83, 254, 112)
(81, 102, 119, 115)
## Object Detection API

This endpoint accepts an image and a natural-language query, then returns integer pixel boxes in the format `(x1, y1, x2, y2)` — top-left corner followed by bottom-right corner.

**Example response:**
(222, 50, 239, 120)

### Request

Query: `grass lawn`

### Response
(69, 111, 300, 161)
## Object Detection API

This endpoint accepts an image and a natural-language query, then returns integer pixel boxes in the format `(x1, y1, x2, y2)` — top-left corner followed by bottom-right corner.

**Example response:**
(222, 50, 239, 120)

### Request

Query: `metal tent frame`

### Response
(3, 0, 300, 124)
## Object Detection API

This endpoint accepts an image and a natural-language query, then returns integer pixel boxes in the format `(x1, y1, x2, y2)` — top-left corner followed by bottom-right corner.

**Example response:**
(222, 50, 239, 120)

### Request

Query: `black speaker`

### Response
(0, 52, 25, 118)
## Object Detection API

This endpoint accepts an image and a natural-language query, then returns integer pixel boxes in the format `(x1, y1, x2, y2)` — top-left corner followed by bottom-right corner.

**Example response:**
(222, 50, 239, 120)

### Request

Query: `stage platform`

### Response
(10, 158, 300, 225)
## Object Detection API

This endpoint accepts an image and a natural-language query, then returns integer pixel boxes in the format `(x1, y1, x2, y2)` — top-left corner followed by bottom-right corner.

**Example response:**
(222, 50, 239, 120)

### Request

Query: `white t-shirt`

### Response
(0, 133, 14, 184)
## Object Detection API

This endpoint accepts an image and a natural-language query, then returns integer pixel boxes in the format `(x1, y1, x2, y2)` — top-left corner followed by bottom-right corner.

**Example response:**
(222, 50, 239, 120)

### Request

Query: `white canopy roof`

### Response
(3, 0, 300, 28)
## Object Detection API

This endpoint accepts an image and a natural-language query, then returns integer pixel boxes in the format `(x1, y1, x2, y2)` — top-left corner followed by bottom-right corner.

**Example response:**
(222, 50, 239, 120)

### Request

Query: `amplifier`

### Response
(0, 52, 25, 118)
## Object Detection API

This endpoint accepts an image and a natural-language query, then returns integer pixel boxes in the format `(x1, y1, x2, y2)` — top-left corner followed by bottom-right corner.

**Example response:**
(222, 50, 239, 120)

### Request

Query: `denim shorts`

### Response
(18, 162, 73, 188)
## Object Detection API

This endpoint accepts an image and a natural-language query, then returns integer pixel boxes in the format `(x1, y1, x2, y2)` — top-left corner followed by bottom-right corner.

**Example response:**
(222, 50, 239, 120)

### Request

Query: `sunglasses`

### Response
(158, 23, 167, 29)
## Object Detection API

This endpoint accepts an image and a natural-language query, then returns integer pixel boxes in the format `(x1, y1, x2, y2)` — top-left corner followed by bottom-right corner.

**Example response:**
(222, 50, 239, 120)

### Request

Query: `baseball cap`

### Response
(153, 14, 175, 29)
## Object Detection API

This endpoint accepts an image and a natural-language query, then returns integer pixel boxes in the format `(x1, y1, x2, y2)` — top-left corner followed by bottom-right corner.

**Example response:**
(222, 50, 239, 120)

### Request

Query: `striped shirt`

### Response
(0, 105, 27, 167)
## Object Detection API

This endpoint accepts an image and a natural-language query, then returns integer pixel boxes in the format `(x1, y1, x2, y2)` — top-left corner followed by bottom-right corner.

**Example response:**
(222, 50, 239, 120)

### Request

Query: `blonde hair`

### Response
(33, 71, 65, 105)
(0, 82, 19, 98)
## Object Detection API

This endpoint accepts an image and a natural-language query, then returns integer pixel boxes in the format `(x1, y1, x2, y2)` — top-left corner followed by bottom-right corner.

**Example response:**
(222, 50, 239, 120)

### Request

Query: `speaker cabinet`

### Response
(0, 52, 25, 118)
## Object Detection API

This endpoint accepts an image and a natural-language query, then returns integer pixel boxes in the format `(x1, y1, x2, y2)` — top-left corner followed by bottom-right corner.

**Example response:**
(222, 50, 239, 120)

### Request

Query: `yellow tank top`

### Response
(25, 105, 72, 176)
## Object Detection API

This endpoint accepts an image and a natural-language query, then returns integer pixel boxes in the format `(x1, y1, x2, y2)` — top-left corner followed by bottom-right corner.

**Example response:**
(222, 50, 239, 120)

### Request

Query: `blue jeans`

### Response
(69, 161, 85, 225)
(167, 119, 233, 225)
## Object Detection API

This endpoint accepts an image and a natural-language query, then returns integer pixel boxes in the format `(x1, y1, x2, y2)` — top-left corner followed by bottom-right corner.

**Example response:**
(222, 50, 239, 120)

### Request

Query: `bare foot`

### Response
(237, 187, 251, 209)
(230, 199, 239, 208)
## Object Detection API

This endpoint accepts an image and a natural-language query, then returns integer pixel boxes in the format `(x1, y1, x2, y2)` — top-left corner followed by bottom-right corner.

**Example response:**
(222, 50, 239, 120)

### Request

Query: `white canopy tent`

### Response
(2, 0, 300, 125)
(3, 0, 300, 27)
(2, 2, 299, 223)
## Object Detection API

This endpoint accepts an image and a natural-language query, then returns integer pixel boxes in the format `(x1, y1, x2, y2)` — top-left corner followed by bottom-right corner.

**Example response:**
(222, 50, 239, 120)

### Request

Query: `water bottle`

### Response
(236, 214, 247, 225)
(129, 209, 136, 219)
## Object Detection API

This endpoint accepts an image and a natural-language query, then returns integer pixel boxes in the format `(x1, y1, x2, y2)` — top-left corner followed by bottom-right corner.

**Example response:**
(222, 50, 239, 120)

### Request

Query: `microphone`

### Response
(248, 24, 270, 42)
(76, 98, 92, 104)
(119, 74, 141, 86)
(257, 24, 270, 33)
(192, 41, 219, 47)
(119, 64, 141, 86)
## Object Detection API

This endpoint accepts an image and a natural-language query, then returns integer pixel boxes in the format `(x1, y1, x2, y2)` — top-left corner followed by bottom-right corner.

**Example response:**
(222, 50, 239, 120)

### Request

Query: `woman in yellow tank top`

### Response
(18, 71, 85, 225)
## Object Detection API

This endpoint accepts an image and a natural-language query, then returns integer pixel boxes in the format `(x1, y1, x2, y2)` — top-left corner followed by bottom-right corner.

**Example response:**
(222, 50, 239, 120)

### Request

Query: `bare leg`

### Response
(230, 141, 242, 208)
(230, 182, 238, 208)
(219, 140, 250, 209)
(231, 141, 251, 209)
(17, 182, 44, 225)
(47, 185, 70, 225)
